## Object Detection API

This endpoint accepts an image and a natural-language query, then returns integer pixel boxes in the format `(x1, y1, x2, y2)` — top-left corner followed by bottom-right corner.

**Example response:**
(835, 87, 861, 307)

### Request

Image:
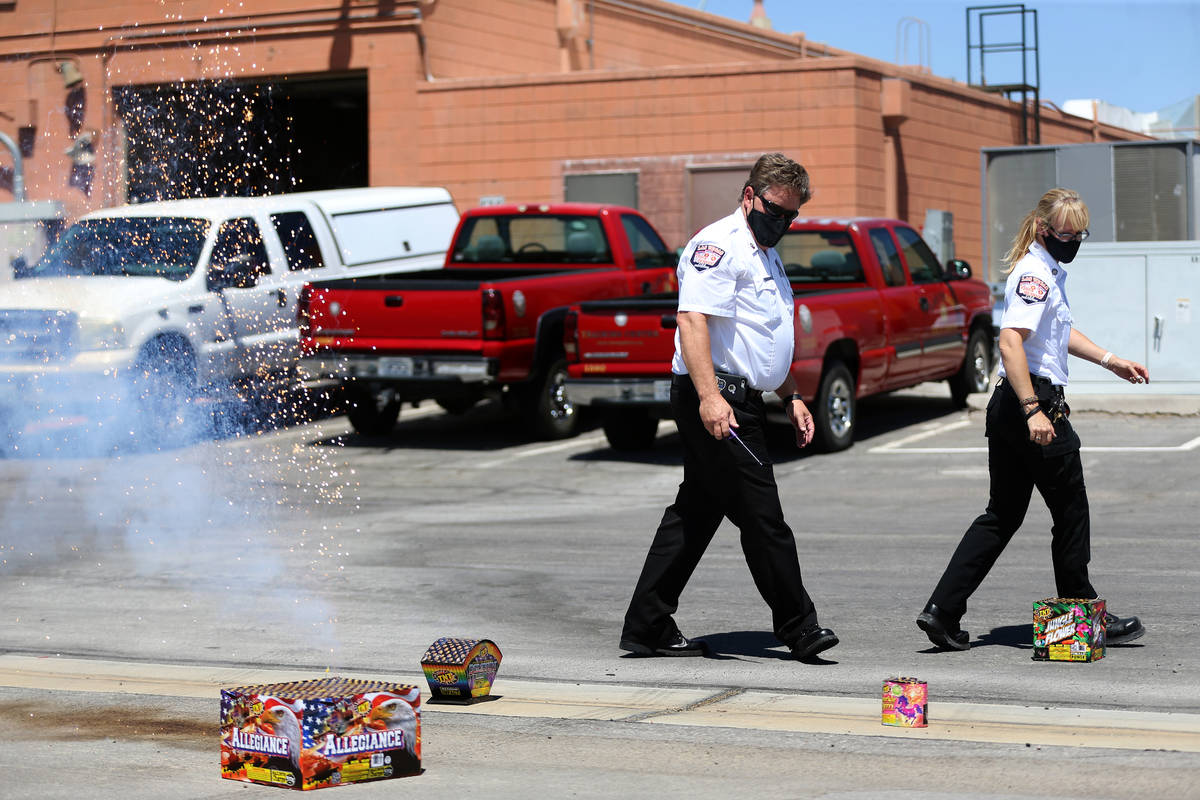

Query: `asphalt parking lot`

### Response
(1, 384, 1198, 798)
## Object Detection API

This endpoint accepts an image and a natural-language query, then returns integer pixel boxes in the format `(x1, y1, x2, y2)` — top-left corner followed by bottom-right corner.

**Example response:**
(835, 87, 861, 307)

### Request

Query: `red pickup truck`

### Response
(297, 203, 677, 438)
(563, 217, 995, 452)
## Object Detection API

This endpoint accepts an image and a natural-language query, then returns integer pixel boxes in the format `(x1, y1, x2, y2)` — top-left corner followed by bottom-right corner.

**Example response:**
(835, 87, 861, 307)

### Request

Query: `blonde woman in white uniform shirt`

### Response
(918, 188, 1149, 651)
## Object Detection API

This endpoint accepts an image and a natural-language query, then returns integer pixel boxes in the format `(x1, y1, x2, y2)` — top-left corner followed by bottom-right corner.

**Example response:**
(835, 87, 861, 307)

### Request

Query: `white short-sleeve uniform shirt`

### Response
(997, 241, 1073, 386)
(670, 208, 795, 391)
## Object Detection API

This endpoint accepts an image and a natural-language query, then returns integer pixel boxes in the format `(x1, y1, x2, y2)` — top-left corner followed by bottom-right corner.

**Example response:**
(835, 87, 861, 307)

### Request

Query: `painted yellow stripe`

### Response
(1, 654, 1197, 752)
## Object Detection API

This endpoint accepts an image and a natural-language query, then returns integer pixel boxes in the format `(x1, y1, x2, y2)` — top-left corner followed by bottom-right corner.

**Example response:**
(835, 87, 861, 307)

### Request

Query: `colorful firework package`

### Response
(881, 677, 927, 727)
(1032, 597, 1106, 662)
(420, 637, 502, 702)
(220, 677, 421, 790)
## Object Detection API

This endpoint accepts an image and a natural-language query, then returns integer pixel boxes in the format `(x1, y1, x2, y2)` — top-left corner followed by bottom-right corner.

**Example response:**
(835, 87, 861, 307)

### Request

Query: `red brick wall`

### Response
(0, 0, 1146, 266)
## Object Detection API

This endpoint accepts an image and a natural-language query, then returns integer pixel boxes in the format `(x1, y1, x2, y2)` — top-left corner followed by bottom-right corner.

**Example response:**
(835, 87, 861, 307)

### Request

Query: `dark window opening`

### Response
(115, 74, 368, 203)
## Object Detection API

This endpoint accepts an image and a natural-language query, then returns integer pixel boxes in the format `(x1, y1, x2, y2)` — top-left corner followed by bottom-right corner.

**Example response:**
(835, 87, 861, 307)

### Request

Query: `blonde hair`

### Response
(1002, 188, 1090, 272)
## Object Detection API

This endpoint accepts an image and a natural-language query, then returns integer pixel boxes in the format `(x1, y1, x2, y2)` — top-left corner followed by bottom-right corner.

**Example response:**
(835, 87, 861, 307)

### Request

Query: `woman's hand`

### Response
(1027, 408, 1056, 446)
(1106, 356, 1150, 385)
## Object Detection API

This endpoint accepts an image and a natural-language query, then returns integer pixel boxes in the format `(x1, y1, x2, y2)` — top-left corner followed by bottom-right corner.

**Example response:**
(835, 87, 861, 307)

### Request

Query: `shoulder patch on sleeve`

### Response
(1016, 274, 1050, 304)
(690, 243, 726, 271)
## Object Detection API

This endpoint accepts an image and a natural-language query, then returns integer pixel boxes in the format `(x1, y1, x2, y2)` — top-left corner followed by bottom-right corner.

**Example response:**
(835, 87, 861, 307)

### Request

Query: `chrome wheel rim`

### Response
(827, 377, 852, 438)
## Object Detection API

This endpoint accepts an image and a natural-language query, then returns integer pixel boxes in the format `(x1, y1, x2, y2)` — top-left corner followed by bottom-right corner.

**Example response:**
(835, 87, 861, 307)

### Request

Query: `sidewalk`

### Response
(904, 377, 1200, 416)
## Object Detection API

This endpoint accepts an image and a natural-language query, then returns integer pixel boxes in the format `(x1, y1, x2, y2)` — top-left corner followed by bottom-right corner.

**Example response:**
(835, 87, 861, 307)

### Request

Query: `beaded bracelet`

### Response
(1020, 396, 1039, 407)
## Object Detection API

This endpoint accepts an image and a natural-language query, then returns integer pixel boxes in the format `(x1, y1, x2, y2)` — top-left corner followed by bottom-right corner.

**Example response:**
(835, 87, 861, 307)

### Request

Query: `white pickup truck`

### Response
(0, 187, 459, 447)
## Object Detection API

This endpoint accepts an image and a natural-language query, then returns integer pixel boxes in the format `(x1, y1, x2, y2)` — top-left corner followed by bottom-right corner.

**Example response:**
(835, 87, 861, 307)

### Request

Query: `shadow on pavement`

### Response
(974, 623, 1032, 649)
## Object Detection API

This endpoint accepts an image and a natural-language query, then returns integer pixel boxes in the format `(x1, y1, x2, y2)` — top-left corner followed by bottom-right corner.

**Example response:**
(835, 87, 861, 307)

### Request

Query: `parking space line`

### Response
(475, 431, 610, 468)
(867, 420, 973, 453)
(870, 423, 1200, 455)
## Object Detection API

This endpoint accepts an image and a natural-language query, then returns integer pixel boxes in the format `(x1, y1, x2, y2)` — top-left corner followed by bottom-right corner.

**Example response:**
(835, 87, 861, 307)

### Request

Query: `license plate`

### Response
(377, 357, 414, 377)
(653, 379, 671, 402)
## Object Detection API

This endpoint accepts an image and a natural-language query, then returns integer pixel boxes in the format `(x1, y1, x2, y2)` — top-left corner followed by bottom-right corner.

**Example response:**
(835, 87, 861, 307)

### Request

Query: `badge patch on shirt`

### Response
(1016, 275, 1050, 304)
(690, 244, 726, 271)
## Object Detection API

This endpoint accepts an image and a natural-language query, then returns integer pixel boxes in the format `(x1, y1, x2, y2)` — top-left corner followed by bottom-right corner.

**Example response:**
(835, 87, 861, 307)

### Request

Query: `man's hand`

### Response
(785, 396, 814, 448)
(699, 392, 737, 439)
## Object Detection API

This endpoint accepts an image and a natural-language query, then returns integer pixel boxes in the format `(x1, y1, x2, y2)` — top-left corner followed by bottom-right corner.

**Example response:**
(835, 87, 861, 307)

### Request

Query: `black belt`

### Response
(673, 373, 763, 402)
(999, 374, 1064, 397)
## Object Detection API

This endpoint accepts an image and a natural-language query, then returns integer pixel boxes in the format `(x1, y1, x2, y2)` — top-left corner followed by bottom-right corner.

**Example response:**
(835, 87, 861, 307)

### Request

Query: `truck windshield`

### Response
(777, 230, 866, 284)
(32, 217, 210, 282)
(450, 215, 612, 265)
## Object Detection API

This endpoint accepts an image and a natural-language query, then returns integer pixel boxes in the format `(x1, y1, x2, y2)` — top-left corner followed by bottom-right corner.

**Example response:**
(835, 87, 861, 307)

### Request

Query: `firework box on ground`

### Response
(881, 677, 927, 727)
(1032, 598, 1106, 662)
(220, 677, 421, 790)
(420, 637, 502, 702)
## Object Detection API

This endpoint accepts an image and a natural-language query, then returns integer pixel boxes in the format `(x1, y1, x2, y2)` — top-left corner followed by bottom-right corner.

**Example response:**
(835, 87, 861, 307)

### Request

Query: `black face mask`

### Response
(746, 207, 790, 249)
(1043, 235, 1081, 264)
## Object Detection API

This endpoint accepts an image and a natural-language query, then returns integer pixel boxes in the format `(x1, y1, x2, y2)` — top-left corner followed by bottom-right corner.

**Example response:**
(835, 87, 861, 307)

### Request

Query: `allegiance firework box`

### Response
(420, 637, 502, 702)
(1033, 598, 1106, 662)
(220, 677, 421, 790)
(881, 677, 927, 727)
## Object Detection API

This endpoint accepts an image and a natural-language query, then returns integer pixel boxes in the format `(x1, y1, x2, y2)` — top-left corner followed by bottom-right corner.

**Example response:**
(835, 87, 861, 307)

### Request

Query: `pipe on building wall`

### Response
(0, 130, 27, 202)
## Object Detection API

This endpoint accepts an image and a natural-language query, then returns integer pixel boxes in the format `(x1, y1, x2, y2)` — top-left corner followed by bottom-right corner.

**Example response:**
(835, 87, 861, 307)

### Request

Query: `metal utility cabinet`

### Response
(1067, 241, 1199, 394)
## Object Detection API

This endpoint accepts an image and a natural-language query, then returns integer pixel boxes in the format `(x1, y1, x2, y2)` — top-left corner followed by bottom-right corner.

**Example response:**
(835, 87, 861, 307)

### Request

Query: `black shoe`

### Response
(619, 627, 706, 657)
(790, 625, 839, 661)
(1105, 612, 1145, 646)
(916, 603, 970, 651)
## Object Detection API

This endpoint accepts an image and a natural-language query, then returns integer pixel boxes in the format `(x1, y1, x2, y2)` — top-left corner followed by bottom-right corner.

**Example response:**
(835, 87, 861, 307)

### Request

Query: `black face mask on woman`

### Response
(746, 207, 791, 249)
(1042, 234, 1082, 264)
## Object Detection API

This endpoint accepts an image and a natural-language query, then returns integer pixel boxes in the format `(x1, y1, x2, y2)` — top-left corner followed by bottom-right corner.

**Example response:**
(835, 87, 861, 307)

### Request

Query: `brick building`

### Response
(1, 0, 1145, 276)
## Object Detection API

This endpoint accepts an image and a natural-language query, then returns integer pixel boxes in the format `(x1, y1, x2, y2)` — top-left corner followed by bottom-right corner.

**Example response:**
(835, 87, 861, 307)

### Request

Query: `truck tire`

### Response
(949, 328, 992, 409)
(345, 384, 401, 436)
(602, 409, 659, 451)
(130, 337, 199, 449)
(813, 361, 855, 452)
(522, 359, 578, 440)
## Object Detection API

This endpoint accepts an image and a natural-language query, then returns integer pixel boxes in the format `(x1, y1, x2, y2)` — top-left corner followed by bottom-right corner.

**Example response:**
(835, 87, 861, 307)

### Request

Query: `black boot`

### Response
(1104, 612, 1145, 646)
(916, 603, 970, 651)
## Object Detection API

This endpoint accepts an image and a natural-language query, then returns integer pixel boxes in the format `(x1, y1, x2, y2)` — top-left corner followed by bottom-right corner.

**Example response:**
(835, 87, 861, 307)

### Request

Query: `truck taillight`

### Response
(482, 288, 505, 339)
(564, 310, 579, 363)
(297, 284, 313, 337)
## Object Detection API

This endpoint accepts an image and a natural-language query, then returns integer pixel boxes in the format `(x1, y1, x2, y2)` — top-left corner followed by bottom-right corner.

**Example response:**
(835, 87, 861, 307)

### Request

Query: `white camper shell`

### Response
(0, 186, 458, 443)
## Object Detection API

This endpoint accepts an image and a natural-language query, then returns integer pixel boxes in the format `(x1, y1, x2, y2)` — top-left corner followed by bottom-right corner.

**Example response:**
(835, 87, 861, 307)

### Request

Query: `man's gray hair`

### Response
(742, 153, 811, 205)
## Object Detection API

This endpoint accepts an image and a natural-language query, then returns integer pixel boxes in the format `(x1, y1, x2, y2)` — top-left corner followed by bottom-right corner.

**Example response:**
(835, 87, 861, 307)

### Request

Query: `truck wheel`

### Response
(949, 328, 992, 409)
(813, 362, 855, 452)
(602, 409, 659, 451)
(523, 359, 578, 440)
(130, 337, 199, 449)
(345, 384, 401, 436)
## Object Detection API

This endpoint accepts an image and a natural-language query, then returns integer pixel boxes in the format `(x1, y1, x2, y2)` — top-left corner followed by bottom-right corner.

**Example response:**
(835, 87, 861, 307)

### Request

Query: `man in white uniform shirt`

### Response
(619, 154, 839, 662)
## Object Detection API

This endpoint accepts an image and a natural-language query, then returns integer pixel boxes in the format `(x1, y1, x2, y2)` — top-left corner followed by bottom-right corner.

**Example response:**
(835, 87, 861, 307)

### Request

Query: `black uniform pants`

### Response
(927, 380, 1096, 620)
(621, 374, 818, 648)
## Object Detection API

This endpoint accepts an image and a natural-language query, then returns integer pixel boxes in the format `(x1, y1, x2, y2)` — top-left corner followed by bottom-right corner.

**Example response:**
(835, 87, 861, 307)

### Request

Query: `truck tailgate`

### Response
(573, 294, 678, 374)
(308, 269, 541, 346)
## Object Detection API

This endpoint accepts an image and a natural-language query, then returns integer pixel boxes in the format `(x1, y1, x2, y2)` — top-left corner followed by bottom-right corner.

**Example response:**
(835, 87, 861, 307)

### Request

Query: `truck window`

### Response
(777, 230, 865, 283)
(271, 211, 326, 271)
(211, 218, 271, 282)
(450, 215, 612, 265)
(620, 213, 675, 270)
(31, 217, 209, 281)
(868, 228, 906, 287)
(895, 226, 942, 284)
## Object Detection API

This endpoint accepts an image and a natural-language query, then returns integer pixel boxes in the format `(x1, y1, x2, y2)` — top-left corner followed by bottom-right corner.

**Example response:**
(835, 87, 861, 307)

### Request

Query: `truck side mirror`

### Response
(946, 259, 972, 280)
(208, 253, 260, 290)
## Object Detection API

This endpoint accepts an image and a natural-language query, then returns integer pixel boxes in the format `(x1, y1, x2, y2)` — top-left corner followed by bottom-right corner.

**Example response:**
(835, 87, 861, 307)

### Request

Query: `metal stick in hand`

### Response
(728, 428, 763, 466)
